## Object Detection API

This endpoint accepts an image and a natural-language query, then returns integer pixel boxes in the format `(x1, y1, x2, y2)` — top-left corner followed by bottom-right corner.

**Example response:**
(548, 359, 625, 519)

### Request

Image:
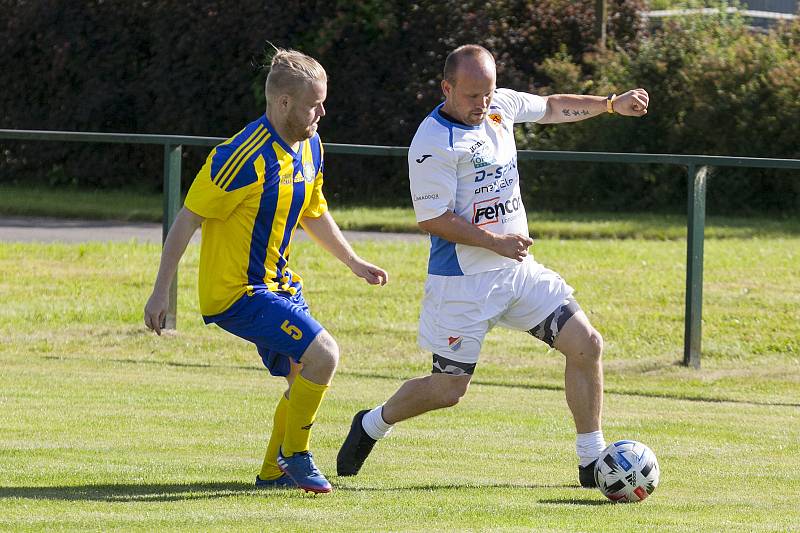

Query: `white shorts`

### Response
(418, 257, 574, 365)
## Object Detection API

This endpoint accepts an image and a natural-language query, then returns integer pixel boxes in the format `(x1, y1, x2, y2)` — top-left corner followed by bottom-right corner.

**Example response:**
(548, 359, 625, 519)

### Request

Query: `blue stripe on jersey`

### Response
(210, 122, 262, 183)
(431, 104, 480, 130)
(273, 158, 307, 277)
(247, 157, 281, 286)
(427, 235, 463, 276)
(310, 136, 322, 169)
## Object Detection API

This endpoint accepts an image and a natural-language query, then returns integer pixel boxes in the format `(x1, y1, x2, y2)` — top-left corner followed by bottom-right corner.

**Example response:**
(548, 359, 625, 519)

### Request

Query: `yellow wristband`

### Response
(607, 93, 616, 114)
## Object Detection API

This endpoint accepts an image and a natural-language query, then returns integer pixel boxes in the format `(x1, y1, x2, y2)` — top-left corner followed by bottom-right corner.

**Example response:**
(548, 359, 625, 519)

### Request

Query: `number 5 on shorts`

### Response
(281, 319, 303, 340)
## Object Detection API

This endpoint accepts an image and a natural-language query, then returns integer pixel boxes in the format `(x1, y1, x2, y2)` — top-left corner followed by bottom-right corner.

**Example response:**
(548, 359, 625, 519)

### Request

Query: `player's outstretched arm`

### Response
(538, 89, 649, 124)
(419, 211, 533, 262)
(144, 207, 204, 335)
(300, 212, 388, 286)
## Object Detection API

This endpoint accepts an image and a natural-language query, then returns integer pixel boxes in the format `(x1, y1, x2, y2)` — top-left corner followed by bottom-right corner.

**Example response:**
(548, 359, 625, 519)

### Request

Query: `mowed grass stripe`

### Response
(1, 355, 798, 531)
(0, 238, 798, 531)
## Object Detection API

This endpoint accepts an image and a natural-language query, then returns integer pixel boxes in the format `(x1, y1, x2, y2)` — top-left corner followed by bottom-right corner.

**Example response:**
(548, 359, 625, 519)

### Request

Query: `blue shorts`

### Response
(210, 289, 324, 377)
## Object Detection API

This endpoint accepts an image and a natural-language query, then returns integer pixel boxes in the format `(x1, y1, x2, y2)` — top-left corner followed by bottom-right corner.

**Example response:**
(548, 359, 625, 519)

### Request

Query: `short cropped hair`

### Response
(443, 44, 495, 84)
(265, 47, 327, 100)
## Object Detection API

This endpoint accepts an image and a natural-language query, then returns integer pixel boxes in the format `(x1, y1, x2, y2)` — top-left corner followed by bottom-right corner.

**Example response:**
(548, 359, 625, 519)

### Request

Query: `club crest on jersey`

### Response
(448, 336, 463, 351)
(303, 161, 316, 183)
(488, 113, 503, 126)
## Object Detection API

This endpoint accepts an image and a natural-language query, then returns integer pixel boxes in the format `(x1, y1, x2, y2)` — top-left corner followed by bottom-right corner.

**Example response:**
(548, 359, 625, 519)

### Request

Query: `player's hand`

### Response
(493, 233, 534, 261)
(144, 290, 169, 335)
(349, 259, 389, 286)
(613, 88, 649, 117)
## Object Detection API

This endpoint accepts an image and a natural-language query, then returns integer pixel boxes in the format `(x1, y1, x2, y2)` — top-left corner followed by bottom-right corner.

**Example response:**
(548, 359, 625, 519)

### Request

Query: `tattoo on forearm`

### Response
(562, 109, 591, 117)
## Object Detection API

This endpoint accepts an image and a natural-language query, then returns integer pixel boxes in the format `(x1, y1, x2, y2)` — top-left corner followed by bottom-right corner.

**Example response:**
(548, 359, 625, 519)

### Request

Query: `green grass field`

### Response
(1, 232, 798, 531)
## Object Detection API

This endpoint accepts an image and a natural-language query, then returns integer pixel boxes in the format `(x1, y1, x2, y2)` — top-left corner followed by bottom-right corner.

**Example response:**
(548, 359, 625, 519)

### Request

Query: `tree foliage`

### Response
(1, 1, 796, 213)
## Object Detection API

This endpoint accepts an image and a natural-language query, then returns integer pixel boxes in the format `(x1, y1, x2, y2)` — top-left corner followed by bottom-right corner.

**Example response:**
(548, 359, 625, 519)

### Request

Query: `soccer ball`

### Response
(594, 440, 660, 503)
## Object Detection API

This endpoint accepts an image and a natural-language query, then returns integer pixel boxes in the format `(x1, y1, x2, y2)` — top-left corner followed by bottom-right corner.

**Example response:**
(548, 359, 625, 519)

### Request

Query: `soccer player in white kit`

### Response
(338, 44, 649, 487)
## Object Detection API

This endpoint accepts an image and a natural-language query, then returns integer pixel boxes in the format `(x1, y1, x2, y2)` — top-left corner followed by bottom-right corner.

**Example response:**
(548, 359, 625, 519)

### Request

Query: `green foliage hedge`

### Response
(526, 11, 800, 212)
(1, 1, 797, 213)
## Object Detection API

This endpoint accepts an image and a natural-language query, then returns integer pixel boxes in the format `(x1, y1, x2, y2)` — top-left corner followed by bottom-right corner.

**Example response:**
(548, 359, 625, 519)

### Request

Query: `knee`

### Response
(319, 332, 340, 368)
(586, 329, 604, 361)
(435, 378, 470, 408)
(303, 331, 339, 370)
(565, 328, 603, 365)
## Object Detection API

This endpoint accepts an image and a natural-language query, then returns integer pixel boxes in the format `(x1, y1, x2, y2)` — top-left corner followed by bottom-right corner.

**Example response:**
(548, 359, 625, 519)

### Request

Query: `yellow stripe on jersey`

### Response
(263, 140, 297, 289)
(219, 132, 272, 191)
(213, 124, 267, 187)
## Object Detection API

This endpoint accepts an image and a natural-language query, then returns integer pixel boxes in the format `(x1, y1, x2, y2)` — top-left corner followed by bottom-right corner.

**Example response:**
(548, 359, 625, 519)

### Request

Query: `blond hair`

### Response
(265, 47, 327, 100)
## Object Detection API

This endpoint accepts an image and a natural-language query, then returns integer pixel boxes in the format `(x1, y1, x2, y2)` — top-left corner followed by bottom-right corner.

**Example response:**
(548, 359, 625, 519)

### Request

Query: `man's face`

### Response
(286, 80, 327, 142)
(442, 59, 496, 126)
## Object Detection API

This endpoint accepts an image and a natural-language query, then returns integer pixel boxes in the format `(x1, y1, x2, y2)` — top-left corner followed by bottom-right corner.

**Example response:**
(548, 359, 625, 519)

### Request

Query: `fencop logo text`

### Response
(472, 196, 522, 226)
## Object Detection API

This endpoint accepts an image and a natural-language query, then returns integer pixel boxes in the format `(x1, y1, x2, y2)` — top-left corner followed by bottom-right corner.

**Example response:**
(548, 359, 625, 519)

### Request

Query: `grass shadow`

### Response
(538, 498, 610, 506)
(334, 482, 578, 492)
(0, 482, 260, 502)
(1, 481, 584, 501)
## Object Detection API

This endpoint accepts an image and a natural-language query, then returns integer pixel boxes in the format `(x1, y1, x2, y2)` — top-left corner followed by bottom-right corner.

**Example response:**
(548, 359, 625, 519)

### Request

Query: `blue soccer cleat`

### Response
(277, 449, 332, 494)
(254, 473, 296, 489)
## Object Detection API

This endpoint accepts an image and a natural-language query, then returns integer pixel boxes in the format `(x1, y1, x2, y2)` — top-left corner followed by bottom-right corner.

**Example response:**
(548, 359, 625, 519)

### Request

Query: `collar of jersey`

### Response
(260, 114, 304, 159)
(431, 104, 481, 130)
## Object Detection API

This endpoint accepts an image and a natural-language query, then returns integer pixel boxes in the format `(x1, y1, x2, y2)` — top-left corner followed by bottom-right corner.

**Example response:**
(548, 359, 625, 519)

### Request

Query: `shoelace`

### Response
(291, 451, 322, 477)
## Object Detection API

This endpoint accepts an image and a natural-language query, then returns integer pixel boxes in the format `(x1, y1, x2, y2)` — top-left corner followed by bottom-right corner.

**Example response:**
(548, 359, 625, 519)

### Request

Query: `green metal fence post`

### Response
(162, 143, 182, 330)
(684, 165, 708, 368)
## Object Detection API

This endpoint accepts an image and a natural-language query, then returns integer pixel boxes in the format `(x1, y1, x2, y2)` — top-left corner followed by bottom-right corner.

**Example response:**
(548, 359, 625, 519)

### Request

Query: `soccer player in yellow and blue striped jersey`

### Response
(144, 48, 388, 494)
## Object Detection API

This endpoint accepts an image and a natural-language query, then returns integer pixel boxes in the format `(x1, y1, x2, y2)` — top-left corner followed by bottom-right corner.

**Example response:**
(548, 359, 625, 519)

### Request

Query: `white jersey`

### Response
(408, 88, 547, 276)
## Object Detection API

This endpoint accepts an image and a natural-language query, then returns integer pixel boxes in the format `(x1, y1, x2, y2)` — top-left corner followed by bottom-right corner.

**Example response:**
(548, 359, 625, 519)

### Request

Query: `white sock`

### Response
(576, 430, 606, 467)
(361, 405, 393, 440)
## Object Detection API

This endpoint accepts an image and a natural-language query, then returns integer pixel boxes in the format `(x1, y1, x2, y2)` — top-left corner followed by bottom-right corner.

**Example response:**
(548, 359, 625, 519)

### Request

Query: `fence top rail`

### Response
(2, 128, 799, 170)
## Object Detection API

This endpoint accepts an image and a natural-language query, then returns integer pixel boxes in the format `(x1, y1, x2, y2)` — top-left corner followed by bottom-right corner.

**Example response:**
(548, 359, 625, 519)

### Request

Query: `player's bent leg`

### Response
(553, 310, 605, 488)
(554, 311, 603, 433)
(280, 332, 338, 493)
(337, 357, 473, 477)
(382, 371, 472, 424)
(257, 361, 302, 487)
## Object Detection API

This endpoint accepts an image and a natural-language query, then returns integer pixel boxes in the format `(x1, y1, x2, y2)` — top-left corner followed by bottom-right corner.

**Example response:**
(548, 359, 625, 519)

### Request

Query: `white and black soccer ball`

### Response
(594, 440, 660, 503)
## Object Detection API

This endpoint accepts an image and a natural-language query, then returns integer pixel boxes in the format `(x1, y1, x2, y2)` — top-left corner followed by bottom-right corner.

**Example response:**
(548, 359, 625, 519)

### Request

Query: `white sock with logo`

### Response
(576, 430, 606, 467)
(361, 405, 393, 440)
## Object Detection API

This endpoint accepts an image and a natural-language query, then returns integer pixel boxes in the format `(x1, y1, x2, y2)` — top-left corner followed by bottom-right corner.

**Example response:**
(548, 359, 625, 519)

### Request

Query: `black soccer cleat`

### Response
(578, 460, 598, 488)
(337, 409, 377, 477)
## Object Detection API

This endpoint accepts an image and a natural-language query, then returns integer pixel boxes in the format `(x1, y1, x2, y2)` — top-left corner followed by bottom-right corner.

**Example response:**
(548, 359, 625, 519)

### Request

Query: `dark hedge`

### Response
(1, 1, 796, 213)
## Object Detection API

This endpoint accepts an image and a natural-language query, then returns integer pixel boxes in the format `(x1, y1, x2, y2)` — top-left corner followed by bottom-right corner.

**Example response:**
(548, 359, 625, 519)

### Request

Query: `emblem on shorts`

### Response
(415, 154, 432, 163)
(448, 336, 463, 351)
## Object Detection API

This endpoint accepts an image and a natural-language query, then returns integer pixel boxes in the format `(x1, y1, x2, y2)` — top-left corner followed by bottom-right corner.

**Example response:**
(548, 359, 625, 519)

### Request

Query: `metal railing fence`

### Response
(2, 128, 799, 368)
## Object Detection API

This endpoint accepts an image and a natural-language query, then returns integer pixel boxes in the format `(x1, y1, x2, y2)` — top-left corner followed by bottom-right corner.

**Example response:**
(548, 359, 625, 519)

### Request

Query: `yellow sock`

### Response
(282, 374, 329, 457)
(258, 394, 289, 480)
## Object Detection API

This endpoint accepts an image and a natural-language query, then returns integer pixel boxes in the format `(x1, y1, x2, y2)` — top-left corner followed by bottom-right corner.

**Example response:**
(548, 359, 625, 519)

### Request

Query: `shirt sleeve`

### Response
(184, 147, 257, 220)
(302, 145, 328, 219)
(494, 88, 547, 124)
(302, 136, 328, 218)
(408, 141, 458, 223)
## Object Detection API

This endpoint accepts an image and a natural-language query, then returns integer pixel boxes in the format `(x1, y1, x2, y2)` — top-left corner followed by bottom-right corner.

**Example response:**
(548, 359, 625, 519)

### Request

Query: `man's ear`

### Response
(441, 79, 452, 99)
(278, 93, 291, 111)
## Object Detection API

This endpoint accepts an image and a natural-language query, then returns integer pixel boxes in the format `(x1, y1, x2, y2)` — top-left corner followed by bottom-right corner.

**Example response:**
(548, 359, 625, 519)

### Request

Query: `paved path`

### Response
(0, 216, 425, 243)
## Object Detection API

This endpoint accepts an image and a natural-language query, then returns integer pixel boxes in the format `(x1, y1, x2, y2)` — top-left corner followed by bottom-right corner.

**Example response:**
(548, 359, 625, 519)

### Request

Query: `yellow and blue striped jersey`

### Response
(184, 114, 328, 320)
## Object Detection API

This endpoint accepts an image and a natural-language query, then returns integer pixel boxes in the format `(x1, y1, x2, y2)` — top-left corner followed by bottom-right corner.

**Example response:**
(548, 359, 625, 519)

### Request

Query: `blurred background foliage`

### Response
(1, 0, 798, 213)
